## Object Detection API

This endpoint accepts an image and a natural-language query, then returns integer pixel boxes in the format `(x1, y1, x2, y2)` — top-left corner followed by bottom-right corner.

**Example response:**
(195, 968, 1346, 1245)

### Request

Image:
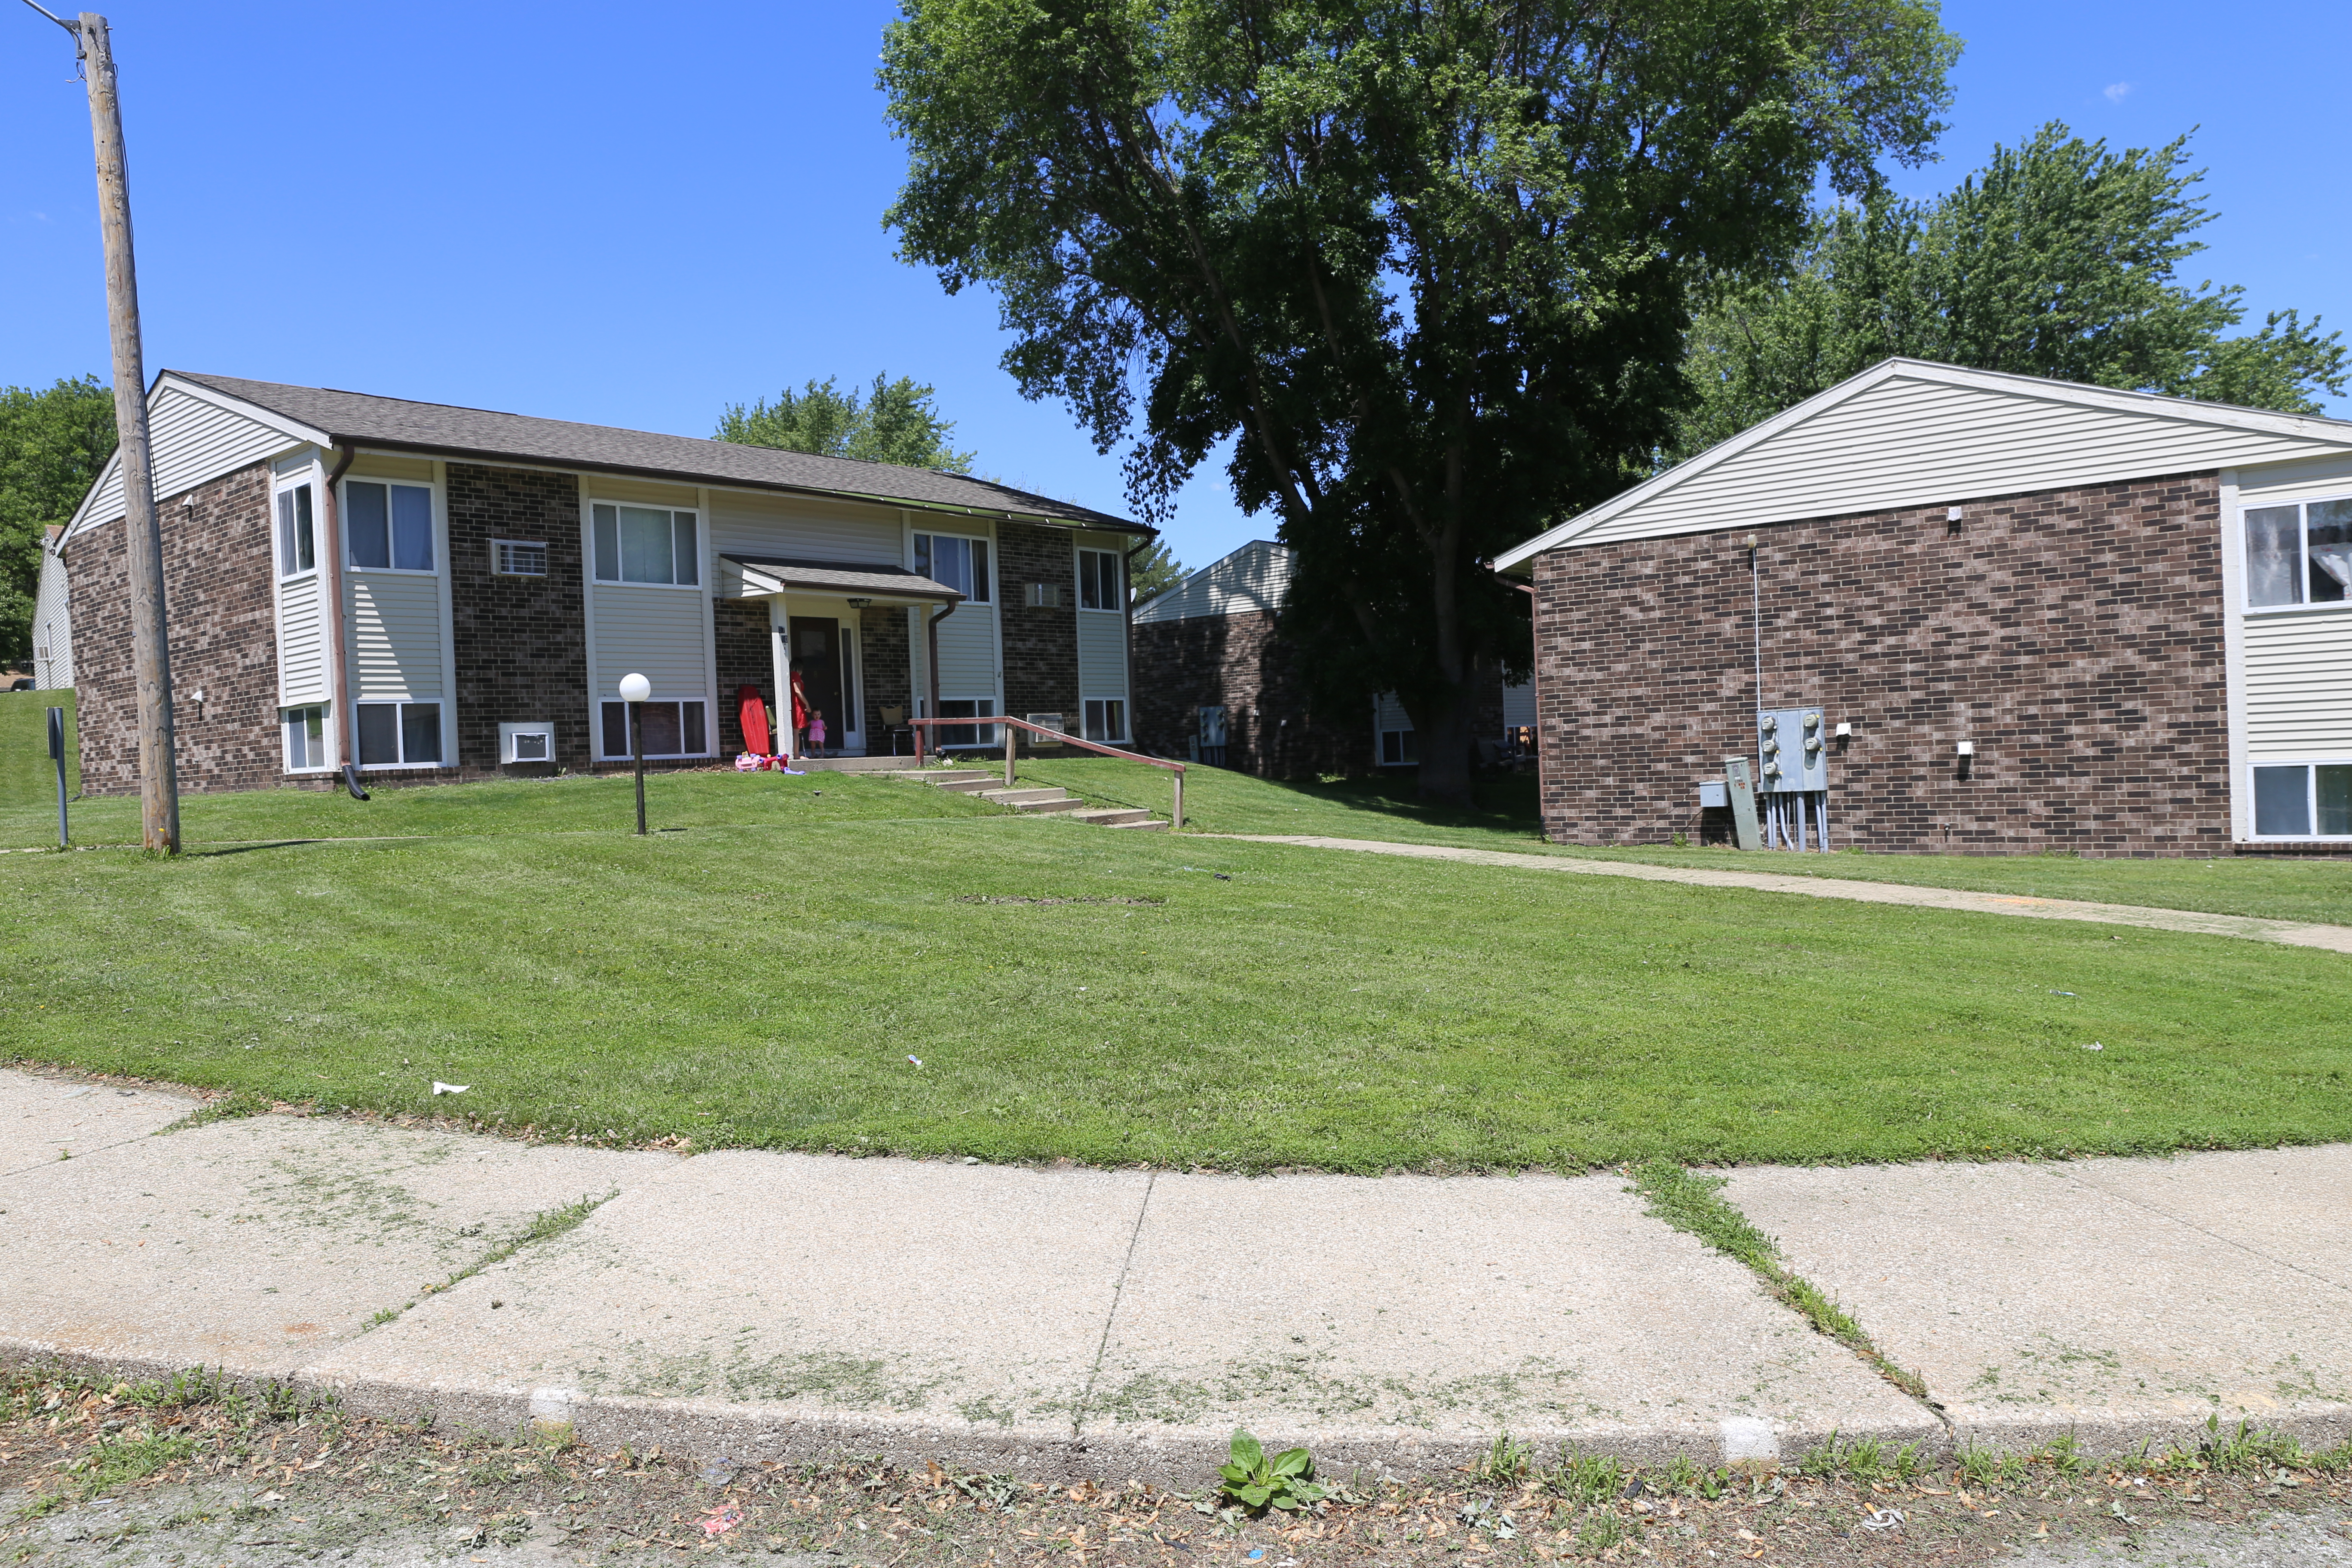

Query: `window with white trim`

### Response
(345, 480, 436, 572)
(355, 700, 443, 767)
(591, 504, 699, 585)
(282, 704, 330, 772)
(600, 699, 709, 759)
(913, 533, 991, 603)
(493, 539, 548, 576)
(934, 697, 998, 747)
(1077, 548, 1122, 610)
(1082, 697, 1128, 744)
(2251, 762, 2352, 838)
(1379, 727, 1418, 766)
(2245, 498, 2352, 607)
(275, 483, 316, 578)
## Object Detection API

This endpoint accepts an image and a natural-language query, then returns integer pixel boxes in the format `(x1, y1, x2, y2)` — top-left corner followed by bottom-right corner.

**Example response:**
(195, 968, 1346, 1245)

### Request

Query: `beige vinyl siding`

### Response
(275, 574, 331, 704)
(708, 489, 903, 564)
(346, 452, 435, 481)
(590, 583, 709, 697)
(2244, 611, 2352, 759)
(1569, 374, 2343, 549)
(2236, 452, 2352, 504)
(346, 574, 444, 699)
(32, 546, 71, 689)
(70, 384, 297, 534)
(1134, 539, 1290, 624)
(1077, 603, 1127, 697)
(934, 603, 999, 698)
(1502, 678, 1537, 730)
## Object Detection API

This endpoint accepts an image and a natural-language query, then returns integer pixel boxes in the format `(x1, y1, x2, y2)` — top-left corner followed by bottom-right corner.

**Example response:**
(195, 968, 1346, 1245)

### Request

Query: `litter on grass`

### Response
(1861, 1509, 1905, 1531)
(907, 1055, 923, 1069)
(701, 1505, 743, 1537)
(431, 1081, 469, 1095)
(2084, 1042, 2104, 1051)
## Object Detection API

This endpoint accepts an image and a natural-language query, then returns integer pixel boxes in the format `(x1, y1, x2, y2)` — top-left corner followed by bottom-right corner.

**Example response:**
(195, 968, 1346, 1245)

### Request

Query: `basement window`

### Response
(355, 701, 443, 768)
(600, 699, 709, 760)
(1379, 727, 1418, 766)
(2251, 762, 2352, 838)
(282, 704, 331, 772)
(933, 697, 999, 748)
(2245, 499, 2352, 607)
(1082, 697, 1128, 744)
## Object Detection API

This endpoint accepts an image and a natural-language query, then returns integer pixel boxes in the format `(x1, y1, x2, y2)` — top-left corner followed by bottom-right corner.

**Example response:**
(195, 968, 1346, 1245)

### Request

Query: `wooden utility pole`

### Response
(46, 7, 179, 852)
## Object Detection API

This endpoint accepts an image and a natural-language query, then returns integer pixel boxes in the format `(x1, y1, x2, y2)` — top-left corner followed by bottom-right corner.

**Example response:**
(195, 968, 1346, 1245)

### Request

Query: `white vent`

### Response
(1025, 712, 1068, 739)
(1024, 582, 1063, 607)
(494, 539, 548, 576)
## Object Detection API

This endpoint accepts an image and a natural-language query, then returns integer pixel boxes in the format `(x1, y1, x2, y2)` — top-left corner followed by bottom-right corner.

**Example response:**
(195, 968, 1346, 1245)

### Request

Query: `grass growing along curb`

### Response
(155, 1088, 271, 1133)
(364, 1191, 615, 1331)
(1630, 1160, 1939, 1409)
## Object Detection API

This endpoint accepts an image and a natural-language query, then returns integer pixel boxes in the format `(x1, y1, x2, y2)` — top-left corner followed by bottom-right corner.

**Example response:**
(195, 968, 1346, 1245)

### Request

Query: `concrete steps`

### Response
(890, 768, 1170, 830)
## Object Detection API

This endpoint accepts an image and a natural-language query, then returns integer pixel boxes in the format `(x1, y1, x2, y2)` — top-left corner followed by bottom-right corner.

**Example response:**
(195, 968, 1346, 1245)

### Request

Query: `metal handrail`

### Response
(906, 714, 1185, 829)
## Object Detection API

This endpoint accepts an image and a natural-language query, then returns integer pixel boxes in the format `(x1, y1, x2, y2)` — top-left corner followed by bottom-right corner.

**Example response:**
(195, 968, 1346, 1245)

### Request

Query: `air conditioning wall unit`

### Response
(1025, 713, 1069, 742)
(1024, 582, 1064, 608)
(500, 721, 556, 764)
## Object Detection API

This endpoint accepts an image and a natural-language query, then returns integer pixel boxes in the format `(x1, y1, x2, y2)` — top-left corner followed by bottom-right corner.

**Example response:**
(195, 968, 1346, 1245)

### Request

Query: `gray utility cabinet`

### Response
(1757, 706, 1829, 793)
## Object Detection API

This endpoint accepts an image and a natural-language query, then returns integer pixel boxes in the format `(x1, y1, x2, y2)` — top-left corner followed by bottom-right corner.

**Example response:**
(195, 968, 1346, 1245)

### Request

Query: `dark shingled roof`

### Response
(173, 372, 1148, 535)
(722, 556, 964, 602)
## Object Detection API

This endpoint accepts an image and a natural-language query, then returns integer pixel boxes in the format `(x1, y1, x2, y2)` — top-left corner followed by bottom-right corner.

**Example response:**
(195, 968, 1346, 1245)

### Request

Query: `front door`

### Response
(790, 616, 845, 753)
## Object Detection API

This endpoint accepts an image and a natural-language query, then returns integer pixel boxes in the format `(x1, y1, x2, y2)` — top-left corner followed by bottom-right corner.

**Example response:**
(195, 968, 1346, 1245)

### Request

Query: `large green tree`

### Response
(716, 373, 976, 471)
(1678, 123, 2349, 452)
(0, 375, 116, 668)
(881, 0, 1956, 802)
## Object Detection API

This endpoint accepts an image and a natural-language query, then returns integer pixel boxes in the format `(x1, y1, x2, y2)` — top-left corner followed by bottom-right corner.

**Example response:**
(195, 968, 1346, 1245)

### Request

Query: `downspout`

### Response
(319, 443, 361, 795)
(926, 597, 957, 732)
(1124, 536, 1149, 749)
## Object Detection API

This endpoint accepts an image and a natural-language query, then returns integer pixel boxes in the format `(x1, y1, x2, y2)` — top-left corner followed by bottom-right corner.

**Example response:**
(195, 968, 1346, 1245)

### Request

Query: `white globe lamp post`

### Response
(618, 672, 652, 834)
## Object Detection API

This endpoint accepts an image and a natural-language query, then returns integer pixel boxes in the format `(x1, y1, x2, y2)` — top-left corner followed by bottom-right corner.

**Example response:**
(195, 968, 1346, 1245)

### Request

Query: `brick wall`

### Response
(68, 462, 299, 796)
(446, 463, 588, 775)
(997, 521, 1081, 731)
(1131, 607, 1362, 776)
(859, 605, 912, 747)
(1531, 472, 2230, 856)
(714, 599, 772, 754)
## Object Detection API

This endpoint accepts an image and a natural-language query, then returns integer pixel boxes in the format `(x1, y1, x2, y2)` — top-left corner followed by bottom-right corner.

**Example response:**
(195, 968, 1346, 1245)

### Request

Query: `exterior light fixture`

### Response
(845, 597, 873, 609)
(618, 671, 652, 834)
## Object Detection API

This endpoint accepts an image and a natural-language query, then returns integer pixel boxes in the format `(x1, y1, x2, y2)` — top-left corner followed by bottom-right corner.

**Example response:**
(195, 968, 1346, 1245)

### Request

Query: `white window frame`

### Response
(913, 531, 994, 605)
(273, 479, 318, 581)
(1378, 726, 1418, 767)
(2247, 758, 2352, 840)
(1081, 696, 1130, 744)
(281, 703, 333, 774)
(493, 539, 549, 577)
(2240, 494, 2352, 613)
(597, 697, 713, 761)
(340, 476, 444, 577)
(590, 502, 702, 589)
(353, 699, 447, 771)
(1076, 547, 1124, 612)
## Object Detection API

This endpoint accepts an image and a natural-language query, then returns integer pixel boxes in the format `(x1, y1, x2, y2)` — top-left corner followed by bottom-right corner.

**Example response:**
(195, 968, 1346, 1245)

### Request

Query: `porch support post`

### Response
(768, 598, 792, 762)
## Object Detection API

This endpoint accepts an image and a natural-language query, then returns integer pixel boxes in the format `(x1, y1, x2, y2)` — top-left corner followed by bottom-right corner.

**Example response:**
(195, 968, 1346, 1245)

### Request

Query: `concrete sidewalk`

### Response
(1212, 836, 2352, 953)
(3, 1069, 2345, 1482)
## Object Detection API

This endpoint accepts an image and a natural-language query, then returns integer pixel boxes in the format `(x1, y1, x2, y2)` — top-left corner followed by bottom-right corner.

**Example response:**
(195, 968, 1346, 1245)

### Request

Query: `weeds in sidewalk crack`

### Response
(1629, 1160, 1943, 1415)
(153, 1090, 271, 1134)
(361, 1191, 614, 1331)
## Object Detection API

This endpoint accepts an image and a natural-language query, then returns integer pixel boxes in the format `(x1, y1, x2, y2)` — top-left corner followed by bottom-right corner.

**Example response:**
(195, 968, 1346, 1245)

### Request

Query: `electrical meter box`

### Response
(1757, 706, 1830, 793)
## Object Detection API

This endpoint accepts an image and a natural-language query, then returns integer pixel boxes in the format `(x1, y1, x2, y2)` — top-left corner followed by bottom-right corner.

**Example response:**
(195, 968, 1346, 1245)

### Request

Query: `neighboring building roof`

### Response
(720, 556, 963, 602)
(70, 371, 1148, 538)
(1132, 539, 1293, 624)
(1494, 358, 2352, 570)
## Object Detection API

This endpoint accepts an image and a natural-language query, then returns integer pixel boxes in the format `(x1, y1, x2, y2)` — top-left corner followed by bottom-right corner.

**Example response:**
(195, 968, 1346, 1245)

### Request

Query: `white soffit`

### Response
(1493, 359, 2352, 569)
(64, 374, 323, 539)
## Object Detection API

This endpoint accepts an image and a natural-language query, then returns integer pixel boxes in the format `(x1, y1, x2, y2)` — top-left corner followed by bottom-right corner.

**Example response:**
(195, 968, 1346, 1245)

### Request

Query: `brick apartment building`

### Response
(1131, 539, 1534, 776)
(1494, 359, 2352, 855)
(37, 373, 1151, 793)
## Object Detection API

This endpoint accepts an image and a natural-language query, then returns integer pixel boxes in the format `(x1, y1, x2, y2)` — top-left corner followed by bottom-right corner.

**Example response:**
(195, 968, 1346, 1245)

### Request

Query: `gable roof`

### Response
(1494, 358, 2352, 570)
(1132, 539, 1292, 624)
(69, 371, 1147, 538)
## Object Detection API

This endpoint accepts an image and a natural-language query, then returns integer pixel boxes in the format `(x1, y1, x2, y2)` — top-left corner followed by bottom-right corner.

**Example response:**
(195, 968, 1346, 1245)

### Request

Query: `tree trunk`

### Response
(1406, 668, 1482, 809)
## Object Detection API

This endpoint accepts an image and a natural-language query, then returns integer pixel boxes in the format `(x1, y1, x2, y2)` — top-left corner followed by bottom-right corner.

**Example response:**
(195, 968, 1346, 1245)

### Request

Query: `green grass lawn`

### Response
(0, 689, 76, 810)
(1012, 754, 2352, 926)
(7, 774, 2347, 1171)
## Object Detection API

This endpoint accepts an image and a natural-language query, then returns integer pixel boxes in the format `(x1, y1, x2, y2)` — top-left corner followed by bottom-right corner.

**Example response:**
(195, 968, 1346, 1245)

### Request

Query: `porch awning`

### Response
(719, 555, 965, 603)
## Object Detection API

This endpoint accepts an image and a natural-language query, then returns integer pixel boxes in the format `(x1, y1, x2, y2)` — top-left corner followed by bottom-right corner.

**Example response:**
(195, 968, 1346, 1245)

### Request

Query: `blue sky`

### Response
(4, 1, 2345, 572)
